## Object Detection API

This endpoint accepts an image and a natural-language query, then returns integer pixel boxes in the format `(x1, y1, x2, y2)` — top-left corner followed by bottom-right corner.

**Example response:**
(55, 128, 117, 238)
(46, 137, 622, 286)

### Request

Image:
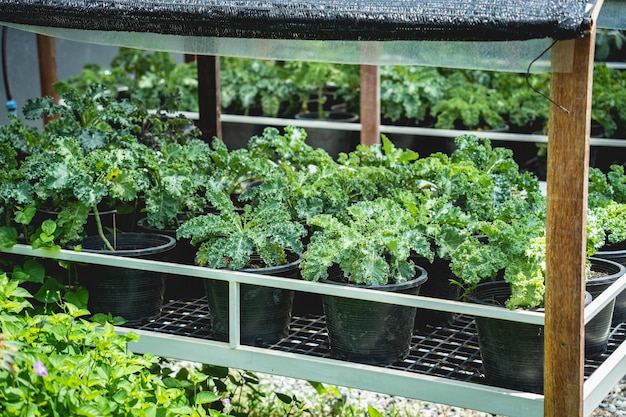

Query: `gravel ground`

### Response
(590, 377, 626, 417)
(261, 374, 626, 416)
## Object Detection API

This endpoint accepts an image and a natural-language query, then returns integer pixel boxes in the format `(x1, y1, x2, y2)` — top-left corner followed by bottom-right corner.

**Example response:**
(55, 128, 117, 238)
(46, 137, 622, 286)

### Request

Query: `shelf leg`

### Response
(544, 30, 596, 417)
(197, 55, 222, 142)
(36, 34, 58, 124)
(360, 65, 380, 146)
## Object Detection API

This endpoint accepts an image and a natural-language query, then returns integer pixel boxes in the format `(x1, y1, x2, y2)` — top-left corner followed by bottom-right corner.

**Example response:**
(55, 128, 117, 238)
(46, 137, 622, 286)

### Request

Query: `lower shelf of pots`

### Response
(120, 297, 626, 417)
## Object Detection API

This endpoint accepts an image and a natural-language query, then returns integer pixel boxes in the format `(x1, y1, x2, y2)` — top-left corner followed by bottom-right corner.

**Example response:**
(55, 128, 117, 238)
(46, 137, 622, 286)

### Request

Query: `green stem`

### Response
(92, 206, 115, 251)
(317, 86, 324, 118)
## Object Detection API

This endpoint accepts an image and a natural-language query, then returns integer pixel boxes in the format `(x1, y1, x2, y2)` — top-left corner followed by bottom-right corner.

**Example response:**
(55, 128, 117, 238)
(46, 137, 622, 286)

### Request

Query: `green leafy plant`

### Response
(301, 197, 433, 286)
(591, 64, 626, 138)
(379, 65, 446, 125)
(0, 271, 228, 416)
(491, 71, 550, 133)
(588, 165, 626, 252)
(595, 29, 626, 62)
(177, 190, 306, 270)
(65, 47, 199, 112)
(285, 61, 360, 118)
(2, 83, 202, 249)
(144, 137, 214, 230)
(220, 57, 299, 117)
(431, 81, 507, 131)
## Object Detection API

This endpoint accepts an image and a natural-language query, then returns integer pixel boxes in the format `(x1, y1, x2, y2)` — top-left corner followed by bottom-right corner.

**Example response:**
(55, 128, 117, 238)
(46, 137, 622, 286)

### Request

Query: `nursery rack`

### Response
(2, 0, 626, 415)
(3, 242, 626, 417)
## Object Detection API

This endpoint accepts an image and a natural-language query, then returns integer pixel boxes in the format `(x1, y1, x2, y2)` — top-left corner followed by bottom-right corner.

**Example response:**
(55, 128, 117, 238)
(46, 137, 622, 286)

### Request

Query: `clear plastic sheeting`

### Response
(2, 23, 556, 72)
(0, 0, 596, 41)
(598, 0, 626, 29)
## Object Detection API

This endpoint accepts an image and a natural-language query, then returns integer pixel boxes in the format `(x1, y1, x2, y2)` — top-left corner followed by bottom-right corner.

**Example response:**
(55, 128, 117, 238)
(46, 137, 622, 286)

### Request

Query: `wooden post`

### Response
(196, 55, 222, 142)
(36, 34, 59, 124)
(360, 65, 380, 146)
(544, 30, 596, 417)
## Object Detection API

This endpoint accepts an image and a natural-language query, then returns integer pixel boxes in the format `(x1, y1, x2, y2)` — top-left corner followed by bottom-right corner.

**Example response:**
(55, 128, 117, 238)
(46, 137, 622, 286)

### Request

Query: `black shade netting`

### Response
(0, 0, 596, 42)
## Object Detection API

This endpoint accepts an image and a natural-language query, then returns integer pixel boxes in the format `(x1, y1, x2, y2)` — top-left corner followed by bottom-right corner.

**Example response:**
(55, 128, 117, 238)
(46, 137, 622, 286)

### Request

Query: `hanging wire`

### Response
(525, 39, 570, 114)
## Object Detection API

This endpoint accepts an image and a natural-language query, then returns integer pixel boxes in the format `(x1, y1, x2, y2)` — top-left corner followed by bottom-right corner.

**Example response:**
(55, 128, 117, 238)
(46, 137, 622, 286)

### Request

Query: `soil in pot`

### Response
(468, 281, 593, 394)
(294, 111, 359, 159)
(137, 216, 205, 301)
(586, 257, 626, 357)
(321, 266, 428, 365)
(70, 233, 176, 325)
(594, 241, 626, 325)
(205, 252, 301, 346)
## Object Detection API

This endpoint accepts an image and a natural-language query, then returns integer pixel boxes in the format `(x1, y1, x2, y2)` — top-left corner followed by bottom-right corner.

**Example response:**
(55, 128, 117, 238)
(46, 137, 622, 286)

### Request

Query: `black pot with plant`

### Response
(70, 233, 176, 324)
(177, 189, 306, 345)
(585, 257, 626, 357)
(301, 197, 431, 365)
(468, 281, 593, 394)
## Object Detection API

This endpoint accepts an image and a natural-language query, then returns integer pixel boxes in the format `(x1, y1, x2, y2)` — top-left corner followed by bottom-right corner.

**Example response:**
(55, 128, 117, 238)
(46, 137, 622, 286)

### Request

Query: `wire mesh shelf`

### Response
(131, 297, 626, 388)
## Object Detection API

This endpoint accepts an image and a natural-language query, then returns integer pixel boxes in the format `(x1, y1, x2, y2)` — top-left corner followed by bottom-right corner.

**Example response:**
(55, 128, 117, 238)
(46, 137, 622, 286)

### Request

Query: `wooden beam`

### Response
(544, 30, 596, 417)
(360, 65, 380, 146)
(36, 34, 59, 124)
(197, 55, 222, 142)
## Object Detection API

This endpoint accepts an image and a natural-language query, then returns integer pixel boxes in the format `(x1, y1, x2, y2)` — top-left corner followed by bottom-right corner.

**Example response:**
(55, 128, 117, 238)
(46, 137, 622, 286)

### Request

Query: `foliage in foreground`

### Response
(0, 259, 412, 417)
(0, 269, 228, 417)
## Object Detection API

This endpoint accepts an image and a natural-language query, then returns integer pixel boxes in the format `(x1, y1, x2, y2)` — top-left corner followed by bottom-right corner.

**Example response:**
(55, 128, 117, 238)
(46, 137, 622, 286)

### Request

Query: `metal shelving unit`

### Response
(2, 1, 626, 415)
(2, 243, 626, 417)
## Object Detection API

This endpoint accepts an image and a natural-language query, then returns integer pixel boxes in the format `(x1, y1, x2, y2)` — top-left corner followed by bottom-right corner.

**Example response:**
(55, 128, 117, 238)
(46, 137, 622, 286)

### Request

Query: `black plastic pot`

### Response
(221, 119, 267, 150)
(71, 233, 176, 324)
(321, 267, 428, 365)
(205, 253, 301, 345)
(468, 281, 592, 393)
(137, 216, 204, 301)
(585, 257, 626, 357)
(594, 241, 626, 325)
(294, 111, 359, 159)
(413, 256, 461, 330)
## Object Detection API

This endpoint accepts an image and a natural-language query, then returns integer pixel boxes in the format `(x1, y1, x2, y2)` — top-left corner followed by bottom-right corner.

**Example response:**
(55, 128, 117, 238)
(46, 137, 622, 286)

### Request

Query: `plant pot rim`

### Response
(199, 252, 303, 274)
(587, 256, 626, 286)
(238, 253, 303, 274)
(467, 280, 592, 312)
(38, 207, 118, 216)
(321, 265, 428, 291)
(294, 111, 359, 123)
(595, 240, 626, 256)
(69, 233, 176, 257)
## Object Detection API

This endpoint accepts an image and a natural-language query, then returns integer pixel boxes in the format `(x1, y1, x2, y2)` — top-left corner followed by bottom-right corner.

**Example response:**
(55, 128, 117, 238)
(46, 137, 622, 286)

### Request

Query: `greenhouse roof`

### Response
(0, 0, 600, 41)
(0, 0, 619, 70)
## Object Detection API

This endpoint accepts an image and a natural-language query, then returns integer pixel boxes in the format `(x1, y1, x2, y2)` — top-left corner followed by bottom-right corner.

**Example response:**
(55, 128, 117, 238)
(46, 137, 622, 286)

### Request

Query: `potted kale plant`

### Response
(5, 83, 190, 324)
(300, 197, 431, 365)
(287, 61, 360, 158)
(177, 184, 306, 345)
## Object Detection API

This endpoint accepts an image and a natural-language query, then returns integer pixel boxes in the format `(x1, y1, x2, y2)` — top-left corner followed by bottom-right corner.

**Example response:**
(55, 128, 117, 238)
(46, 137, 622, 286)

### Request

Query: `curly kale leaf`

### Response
(607, 165, 626, 204)
(177, 193, 305, 270)
(247, 126, 334, 170)
(301, 198, 432, 286)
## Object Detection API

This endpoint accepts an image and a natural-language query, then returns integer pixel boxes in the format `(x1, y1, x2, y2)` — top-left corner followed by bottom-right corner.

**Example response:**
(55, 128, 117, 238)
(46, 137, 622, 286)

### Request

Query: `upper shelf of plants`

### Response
(0, 0, 616, 70)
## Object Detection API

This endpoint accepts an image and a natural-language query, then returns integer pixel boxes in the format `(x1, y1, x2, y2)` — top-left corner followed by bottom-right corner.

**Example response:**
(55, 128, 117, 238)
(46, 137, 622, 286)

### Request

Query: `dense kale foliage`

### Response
(3, 84, 626, 309)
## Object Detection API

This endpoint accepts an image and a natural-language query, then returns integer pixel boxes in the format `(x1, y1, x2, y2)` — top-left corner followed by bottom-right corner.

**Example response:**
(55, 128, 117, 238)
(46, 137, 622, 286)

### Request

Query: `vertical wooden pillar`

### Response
(544, 30, 596, 417)
(36, 34, 58, 124)
(360, 65, 380, 146)
(197, 55, 222, 142)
